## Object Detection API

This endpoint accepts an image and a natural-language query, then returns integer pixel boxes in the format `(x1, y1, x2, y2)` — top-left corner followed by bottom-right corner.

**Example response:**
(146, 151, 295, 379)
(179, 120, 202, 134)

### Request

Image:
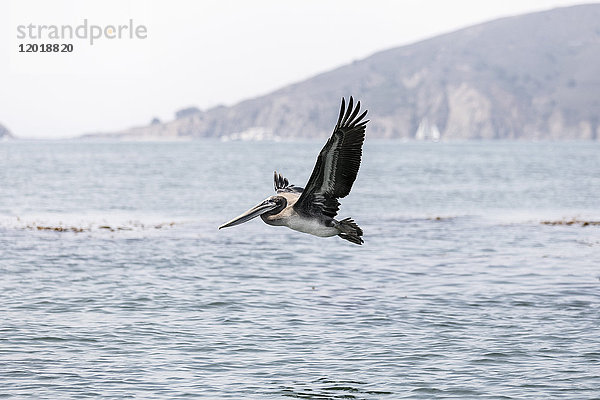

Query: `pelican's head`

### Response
(218, 195, 287, 229)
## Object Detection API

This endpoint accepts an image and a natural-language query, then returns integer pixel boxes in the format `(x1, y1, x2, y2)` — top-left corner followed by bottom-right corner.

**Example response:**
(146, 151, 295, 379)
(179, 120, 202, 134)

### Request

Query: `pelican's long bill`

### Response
(218, 199, 278, 229)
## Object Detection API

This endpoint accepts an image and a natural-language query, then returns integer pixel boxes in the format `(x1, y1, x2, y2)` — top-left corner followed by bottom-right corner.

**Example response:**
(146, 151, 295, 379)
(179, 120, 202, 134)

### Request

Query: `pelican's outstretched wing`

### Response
(273, 171, 303, 194)
(294, 97, 368, 218)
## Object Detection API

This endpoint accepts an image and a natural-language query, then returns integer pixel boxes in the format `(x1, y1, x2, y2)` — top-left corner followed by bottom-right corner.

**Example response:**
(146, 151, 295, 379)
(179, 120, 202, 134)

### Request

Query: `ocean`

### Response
(1, 140, 599, 399)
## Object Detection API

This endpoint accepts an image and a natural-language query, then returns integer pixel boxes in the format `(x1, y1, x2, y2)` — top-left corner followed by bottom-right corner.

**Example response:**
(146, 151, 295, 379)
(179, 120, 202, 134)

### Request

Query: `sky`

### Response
(0, 0, 590, 138)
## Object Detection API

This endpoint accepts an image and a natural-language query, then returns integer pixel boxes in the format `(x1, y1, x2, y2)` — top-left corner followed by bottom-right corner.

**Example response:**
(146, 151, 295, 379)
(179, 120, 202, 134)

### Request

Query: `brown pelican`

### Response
(219, 97, 368, 245)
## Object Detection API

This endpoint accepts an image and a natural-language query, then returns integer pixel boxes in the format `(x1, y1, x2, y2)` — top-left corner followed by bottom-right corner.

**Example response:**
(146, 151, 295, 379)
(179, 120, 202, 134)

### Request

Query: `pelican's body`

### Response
(261, 192, 338, 237)
(219, 97, 368, 245)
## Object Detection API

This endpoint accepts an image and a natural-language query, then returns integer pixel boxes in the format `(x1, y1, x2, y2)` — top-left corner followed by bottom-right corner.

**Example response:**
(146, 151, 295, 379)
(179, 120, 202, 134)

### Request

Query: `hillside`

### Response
(92, 4, 600, 140)
(0, 123, 13, 139)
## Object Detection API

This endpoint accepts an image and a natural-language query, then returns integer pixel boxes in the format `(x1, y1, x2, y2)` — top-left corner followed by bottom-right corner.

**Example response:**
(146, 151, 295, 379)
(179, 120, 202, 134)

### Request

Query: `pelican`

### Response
(219, 97, 368, 245)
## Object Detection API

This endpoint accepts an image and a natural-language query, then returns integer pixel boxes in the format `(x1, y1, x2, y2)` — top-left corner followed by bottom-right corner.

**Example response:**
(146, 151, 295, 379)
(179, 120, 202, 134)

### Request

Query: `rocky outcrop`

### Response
(0, 123, 13, 139)
(94, 4, 600, 140)
(175, 107, 201, 119)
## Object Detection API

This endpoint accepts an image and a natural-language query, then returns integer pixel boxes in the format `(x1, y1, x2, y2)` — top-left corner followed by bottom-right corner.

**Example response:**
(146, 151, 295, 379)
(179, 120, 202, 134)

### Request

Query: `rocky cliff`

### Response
(0, 123, 13, 139)
(93, 4, 600, 140)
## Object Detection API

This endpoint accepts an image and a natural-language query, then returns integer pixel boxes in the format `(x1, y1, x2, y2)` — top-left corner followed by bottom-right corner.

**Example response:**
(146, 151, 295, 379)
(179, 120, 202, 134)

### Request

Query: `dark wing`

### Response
(294, 97, 368, 218)
(273, 171, 303, 194)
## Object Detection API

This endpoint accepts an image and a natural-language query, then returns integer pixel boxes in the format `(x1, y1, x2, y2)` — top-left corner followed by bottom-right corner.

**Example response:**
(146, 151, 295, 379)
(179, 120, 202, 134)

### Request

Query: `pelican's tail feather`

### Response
(337, 218, 364, 245)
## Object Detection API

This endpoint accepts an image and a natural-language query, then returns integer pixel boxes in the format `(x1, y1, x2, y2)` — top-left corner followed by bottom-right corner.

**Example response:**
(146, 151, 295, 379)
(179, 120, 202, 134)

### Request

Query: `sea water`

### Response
(1, 140, 599, 399)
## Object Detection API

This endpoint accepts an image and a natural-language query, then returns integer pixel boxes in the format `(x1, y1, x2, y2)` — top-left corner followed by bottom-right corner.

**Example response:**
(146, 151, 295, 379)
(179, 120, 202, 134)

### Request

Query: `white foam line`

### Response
(0, 213, 189, 233)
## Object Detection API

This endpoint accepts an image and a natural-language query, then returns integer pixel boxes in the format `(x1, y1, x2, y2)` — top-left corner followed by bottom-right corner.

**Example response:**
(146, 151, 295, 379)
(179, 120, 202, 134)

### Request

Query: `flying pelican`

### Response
(219, 97, 368, 245)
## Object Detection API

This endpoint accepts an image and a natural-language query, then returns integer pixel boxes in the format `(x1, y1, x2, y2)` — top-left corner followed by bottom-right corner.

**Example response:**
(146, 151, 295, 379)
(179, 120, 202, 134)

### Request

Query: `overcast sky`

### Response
(0, 0, 589, 138)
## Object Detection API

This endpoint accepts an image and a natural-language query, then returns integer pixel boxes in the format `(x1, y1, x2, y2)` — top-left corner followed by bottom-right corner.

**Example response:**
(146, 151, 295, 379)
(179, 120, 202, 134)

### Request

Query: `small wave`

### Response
(380, 214, 463, 223)
(280, 377, 392, 399)
(426, 216, 456, 222)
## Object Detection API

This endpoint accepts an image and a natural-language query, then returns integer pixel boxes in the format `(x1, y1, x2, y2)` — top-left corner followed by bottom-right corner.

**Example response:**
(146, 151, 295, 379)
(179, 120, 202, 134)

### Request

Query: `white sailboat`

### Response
(415, 118, 441, 142)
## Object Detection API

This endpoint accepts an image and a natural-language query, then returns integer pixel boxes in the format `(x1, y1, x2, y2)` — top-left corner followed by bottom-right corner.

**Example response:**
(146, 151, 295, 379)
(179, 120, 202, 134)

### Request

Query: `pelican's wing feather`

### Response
(294, 97, 368, 218)
(273, 171, 303, 194)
